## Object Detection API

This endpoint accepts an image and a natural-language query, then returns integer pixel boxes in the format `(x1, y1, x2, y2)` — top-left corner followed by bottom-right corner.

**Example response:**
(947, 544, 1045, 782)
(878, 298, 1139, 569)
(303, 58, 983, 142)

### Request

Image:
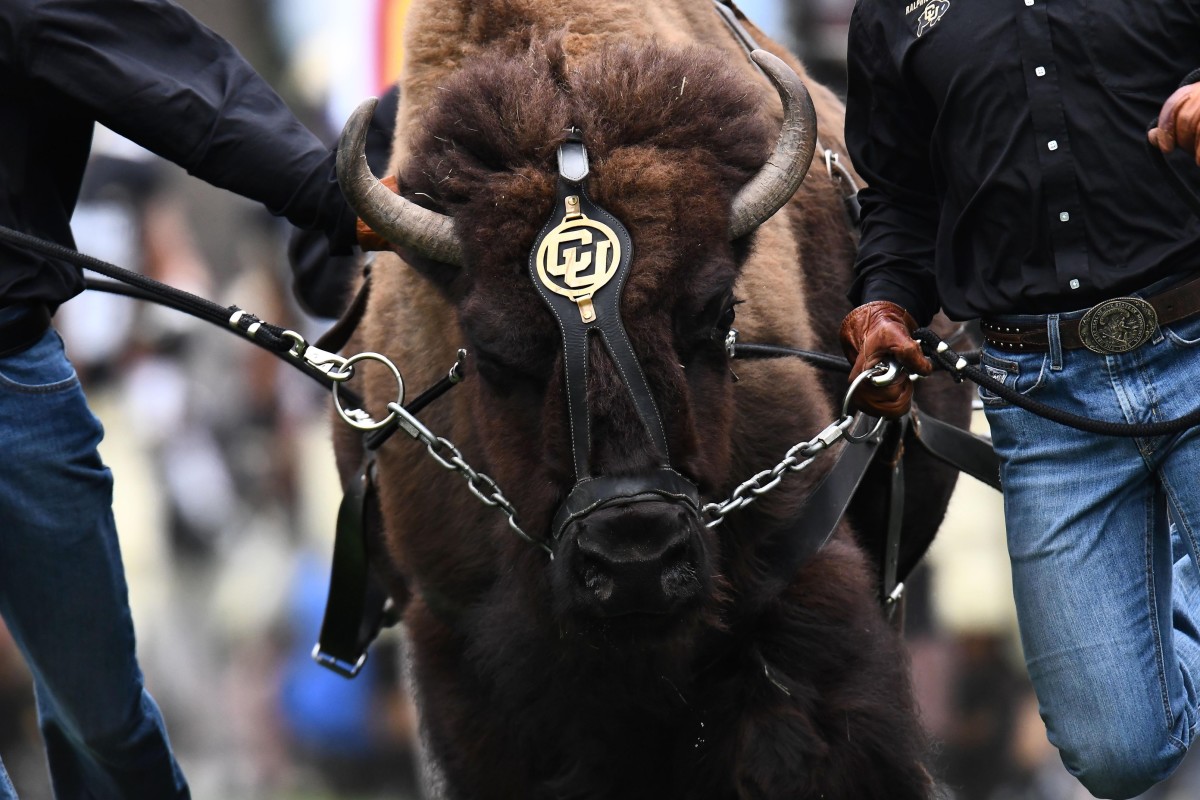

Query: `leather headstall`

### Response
(528, 130, 701, 541)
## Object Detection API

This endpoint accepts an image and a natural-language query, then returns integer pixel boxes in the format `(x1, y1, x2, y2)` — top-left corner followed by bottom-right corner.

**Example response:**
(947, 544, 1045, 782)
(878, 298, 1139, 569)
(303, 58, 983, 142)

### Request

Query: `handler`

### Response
(838, 3, 1200, 798)
(0, 0, 371, 796)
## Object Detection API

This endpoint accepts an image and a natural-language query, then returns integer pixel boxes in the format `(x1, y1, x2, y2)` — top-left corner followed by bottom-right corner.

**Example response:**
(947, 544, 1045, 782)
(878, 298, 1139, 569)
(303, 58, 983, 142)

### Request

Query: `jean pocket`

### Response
(0, 330, 80, 395)
(1163, 313, 1200, 348)
(977, 350, 1048, 407)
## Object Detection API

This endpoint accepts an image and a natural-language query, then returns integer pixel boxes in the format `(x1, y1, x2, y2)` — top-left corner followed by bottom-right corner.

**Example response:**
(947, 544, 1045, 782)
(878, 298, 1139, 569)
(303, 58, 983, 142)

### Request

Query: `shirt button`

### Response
(1048, 140, 1059, 151)
(1035, 66, 1046, 77)
(1024, 0, 1034, 5)
(1069, 279, 1081, 289)
(1059, 211, 1070, 222)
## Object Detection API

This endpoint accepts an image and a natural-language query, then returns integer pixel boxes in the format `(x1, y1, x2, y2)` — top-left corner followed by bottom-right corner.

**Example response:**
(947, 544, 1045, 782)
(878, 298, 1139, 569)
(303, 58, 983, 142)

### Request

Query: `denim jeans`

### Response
(0, 310, 188, 799)
(982, 301, 1200, 799)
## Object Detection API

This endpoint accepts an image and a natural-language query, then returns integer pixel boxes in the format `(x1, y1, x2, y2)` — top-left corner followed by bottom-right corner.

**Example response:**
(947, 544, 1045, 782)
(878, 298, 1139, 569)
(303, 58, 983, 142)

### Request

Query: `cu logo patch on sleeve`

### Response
(905, 0, 951, 37)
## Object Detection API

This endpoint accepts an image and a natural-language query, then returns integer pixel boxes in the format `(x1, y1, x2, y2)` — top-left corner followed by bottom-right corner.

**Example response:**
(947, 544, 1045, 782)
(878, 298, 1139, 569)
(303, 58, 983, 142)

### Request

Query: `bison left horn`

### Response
(727, 50, 818, 240)
(336, 98, 466, 268)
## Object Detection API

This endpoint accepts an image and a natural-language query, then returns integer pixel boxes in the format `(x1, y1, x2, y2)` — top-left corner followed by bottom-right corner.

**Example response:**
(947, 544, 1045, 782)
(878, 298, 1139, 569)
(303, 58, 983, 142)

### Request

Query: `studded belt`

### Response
(981, 274, 1200, 355)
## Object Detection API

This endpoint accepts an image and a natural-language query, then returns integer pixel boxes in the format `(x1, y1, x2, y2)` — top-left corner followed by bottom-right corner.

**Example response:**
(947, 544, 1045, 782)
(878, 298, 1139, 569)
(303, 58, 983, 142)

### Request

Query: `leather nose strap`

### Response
(528, 132, 670, 480)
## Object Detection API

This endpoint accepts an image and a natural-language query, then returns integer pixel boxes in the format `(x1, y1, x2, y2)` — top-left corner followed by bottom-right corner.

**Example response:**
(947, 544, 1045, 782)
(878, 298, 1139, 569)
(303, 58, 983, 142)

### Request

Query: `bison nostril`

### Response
(659, 540, 699, 599)
(577, 553, 615, 601)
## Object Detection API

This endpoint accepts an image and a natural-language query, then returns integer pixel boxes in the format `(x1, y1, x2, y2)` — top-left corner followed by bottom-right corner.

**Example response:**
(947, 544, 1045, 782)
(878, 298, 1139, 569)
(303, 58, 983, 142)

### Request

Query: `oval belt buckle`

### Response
(1079, 296, 1158, 354)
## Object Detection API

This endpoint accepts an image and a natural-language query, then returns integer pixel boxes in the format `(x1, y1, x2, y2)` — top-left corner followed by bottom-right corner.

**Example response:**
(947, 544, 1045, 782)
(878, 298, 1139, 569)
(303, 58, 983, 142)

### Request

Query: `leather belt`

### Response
(981, 273, 1200, 355)
(0, 302, 52, 358)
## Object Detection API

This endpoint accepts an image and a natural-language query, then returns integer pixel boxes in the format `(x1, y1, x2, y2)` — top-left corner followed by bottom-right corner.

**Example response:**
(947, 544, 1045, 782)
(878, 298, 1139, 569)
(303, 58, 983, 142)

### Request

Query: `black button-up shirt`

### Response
(0, 0, 358, 309)
(845, 0, 1200, 323)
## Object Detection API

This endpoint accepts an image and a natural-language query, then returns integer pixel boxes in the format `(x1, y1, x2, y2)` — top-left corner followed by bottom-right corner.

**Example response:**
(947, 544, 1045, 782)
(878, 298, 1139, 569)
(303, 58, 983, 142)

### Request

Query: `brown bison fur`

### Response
(333, 17, 970, 800)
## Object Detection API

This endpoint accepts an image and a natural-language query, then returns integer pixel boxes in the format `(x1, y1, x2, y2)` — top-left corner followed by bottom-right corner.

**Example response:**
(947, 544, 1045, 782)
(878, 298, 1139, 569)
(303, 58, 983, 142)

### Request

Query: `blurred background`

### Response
(1, 1, 1199, 798)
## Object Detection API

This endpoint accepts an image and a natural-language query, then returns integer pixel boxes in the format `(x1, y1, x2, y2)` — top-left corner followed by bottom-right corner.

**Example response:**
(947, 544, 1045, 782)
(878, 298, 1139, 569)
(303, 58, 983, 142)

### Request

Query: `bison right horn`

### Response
(336, 98, 466, 267)
(727, 50, 818, 240)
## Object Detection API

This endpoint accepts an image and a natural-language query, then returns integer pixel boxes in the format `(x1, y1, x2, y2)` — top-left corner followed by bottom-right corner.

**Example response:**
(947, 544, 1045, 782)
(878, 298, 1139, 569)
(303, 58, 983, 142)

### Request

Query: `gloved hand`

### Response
(1149, 82, 1200, 163)
(355, 175, 400, 251)
(838, 300, 932, 418)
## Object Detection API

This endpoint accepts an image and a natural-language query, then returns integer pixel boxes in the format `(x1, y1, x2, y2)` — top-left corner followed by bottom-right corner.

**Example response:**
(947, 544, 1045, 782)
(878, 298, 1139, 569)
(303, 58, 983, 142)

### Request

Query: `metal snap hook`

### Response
(840, 362, 897, 443)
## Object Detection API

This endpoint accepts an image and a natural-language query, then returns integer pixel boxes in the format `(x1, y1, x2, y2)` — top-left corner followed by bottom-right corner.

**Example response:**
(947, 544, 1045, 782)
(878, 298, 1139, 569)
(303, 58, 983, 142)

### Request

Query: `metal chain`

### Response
(700, 415, 854, 527)
(379, 401, 553, 557)
(324, 346, 893, 555)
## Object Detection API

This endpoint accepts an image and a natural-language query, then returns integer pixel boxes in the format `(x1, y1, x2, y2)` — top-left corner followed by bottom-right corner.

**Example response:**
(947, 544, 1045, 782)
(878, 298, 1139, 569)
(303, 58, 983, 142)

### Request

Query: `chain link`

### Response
(701, 415, 855, 527)
(330, 350, 877, 555)
(389, 403, 552, 556)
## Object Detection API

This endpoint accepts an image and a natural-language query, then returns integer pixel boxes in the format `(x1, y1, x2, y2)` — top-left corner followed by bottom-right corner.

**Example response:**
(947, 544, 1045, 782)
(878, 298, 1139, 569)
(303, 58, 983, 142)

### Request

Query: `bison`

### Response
(329, 2, 971, 797)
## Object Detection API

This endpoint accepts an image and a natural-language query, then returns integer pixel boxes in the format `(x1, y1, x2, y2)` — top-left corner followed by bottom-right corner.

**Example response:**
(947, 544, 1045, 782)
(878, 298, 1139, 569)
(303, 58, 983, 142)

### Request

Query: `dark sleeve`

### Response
(844, 6, 941, 325)
(22, 0, 357, 255)
(287, 83, 401, 318)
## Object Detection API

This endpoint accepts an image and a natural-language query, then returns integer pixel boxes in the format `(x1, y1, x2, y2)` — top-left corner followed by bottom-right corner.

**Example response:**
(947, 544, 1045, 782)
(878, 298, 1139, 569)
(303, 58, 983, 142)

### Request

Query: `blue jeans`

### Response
(0, 311, 188, 799)
(982, 302, 1200, 799)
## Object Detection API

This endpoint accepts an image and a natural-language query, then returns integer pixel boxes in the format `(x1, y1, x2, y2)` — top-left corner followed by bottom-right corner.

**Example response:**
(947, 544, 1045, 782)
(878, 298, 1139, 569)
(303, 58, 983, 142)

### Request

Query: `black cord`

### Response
(0, 225, 349, 392)
(732, 342, 851, 372)
(914, 327, 1200, 437)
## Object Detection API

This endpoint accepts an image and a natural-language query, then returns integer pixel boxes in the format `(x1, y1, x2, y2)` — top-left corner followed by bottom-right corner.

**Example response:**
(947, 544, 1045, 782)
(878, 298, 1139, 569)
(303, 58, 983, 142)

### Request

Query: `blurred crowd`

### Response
(2, 1, 1200, 799)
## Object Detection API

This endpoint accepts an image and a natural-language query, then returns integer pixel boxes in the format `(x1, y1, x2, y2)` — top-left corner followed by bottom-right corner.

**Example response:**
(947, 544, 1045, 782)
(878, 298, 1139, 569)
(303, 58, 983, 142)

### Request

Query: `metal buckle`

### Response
(1079, 296, 1158, 355)
(311, 644, 367, 678)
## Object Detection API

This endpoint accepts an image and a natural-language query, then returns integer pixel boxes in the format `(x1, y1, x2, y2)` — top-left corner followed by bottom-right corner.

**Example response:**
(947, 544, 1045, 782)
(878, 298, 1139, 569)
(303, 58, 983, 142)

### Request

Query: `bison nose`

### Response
(572, 502, 702, 617)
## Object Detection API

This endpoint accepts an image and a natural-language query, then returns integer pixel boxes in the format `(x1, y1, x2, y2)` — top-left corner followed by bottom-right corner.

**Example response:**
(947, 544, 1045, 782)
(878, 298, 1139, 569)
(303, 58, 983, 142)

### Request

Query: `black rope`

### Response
(1, 224, 345, 391)
(914, 327, 1200, 437)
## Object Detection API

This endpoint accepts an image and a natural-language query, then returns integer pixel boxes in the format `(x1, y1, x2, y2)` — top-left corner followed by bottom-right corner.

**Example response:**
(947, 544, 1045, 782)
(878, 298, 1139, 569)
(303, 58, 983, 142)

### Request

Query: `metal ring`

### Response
(841, 362, 891, 419)
(842, 413, 887, 444)
(332, 352, 405, 431)
(840, 364, 893, 443)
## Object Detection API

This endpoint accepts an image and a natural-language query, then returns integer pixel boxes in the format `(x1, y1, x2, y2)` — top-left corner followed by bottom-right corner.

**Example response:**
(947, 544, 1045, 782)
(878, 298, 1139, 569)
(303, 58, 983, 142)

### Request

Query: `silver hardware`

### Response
(310, 644, 367, 678)
(332, 352, 406, 431)
(840, 362, 893, 443)
(725, 327, 739, 359)
(1079, 296, 1158, 354)
(281, 330, 353, 381)
(449, 349, 468, 384)
(383, 398, 550, 556)
(701, 414, 856, 527)
(825, 149, 856, 188)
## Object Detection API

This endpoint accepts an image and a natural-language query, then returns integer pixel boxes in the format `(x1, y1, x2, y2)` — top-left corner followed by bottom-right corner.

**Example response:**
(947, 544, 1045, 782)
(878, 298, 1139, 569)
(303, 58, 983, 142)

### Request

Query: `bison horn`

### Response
(336, 98, 466, 267)
(728, 50, 819, 240)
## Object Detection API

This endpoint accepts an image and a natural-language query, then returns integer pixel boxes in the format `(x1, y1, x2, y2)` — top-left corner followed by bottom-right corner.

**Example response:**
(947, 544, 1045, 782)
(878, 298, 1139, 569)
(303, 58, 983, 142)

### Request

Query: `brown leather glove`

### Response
(1149, 82, 1200, 164)
(838, 300, 933, 418)
(355, 174, 400, 251)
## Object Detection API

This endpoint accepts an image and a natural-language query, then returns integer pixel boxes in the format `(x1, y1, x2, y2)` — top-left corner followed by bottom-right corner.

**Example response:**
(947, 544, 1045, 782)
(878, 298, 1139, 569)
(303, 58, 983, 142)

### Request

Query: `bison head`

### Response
(338, 41, 815, 639)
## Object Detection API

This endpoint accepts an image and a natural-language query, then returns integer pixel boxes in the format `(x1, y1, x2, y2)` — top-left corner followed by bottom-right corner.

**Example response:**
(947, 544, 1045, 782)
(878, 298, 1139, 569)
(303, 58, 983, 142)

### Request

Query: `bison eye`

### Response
(469, 343, 550, 389)
(700, 294, 739, 344)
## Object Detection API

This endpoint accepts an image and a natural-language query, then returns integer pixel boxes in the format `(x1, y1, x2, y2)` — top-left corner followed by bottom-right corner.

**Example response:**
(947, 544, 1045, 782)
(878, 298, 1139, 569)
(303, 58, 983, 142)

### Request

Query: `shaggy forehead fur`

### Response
(399, 39, 772, 302)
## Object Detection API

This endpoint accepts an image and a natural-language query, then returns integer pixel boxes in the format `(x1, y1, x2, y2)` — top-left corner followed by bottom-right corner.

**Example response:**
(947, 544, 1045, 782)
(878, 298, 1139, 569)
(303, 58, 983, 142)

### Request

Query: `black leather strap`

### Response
(910, 409, 1001, 491)
(881, 418, 908, 618)
(529, 137, 669, 479)
(312, 459, 395, 678)
(755, 425, 886, 602)
(314, 261, 372, 355)
(551, 468, 701, 540)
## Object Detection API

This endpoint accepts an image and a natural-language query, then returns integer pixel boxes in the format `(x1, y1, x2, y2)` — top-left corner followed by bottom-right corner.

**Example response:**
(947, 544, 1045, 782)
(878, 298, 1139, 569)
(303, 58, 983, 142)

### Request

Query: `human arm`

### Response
(841, 7, 941, 415)
(15, 0, 358, 299)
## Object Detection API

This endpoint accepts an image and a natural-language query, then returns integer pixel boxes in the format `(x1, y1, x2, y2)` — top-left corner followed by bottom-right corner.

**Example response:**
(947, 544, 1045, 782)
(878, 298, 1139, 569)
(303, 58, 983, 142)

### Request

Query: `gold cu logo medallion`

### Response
(535, 196, 622, 323)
